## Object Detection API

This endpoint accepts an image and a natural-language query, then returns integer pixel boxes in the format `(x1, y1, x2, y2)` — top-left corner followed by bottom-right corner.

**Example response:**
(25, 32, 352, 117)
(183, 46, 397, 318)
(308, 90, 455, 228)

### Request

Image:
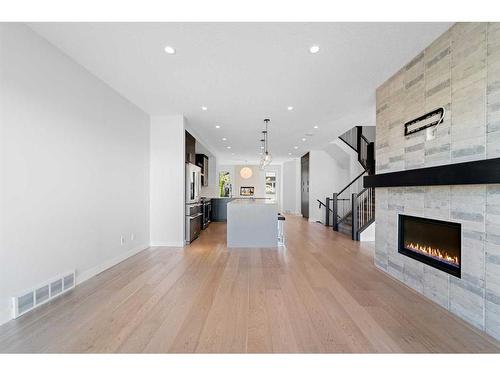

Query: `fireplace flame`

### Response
(405, 242, 459, 267)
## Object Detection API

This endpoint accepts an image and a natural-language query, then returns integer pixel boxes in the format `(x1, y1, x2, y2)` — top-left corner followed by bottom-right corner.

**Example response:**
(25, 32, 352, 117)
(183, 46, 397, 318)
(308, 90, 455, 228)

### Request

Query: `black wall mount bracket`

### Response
(404, 107, 445, 136)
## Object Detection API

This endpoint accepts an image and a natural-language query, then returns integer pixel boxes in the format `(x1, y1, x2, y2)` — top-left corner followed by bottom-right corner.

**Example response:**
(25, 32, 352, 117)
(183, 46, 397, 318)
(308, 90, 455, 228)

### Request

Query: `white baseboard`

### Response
(76, 243, 149, 285)
(149, 241, 185, 247)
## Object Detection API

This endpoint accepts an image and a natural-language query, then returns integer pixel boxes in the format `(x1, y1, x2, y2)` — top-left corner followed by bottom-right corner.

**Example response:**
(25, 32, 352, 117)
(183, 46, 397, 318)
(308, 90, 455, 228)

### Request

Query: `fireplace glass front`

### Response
(398, 214, 461, 278)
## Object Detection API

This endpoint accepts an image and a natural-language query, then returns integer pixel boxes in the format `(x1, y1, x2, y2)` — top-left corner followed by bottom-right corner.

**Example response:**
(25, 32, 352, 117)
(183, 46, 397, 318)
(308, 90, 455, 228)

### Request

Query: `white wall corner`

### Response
(149, 115, 186, 247)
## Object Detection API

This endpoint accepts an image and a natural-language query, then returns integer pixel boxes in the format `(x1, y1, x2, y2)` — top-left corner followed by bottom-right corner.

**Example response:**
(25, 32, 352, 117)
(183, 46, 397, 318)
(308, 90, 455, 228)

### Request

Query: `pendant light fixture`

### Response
(259, 119, 272, 169)
(259, 137, 266, 170)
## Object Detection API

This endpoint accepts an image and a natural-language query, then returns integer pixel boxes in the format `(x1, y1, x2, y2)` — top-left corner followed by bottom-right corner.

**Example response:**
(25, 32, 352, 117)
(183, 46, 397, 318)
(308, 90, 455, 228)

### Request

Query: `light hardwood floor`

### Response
(0, 215, 499, 353)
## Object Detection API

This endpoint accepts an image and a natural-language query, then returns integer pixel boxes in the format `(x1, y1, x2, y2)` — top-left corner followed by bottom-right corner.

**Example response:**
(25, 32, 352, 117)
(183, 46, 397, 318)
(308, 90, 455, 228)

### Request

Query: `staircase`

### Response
(338, 212, 352, 236)
(317, 126, 375, 241)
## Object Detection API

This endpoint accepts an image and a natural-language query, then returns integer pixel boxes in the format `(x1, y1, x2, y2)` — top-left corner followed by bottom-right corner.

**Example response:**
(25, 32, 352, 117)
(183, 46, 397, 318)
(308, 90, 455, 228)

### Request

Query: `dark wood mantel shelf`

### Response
(364, 157, 500, 188)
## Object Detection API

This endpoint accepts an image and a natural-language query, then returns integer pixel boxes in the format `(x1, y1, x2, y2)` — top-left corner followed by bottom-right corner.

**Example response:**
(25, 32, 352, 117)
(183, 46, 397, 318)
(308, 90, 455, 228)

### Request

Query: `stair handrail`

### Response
(338, 126, 359, 152)
(356, 187, 369, 198)
(317, 198, 334, 226)
(360, 133, 370, 144)
(317, 199, 333, 212)
(332, 168, 370, 230)
(337, 168, 368, 196)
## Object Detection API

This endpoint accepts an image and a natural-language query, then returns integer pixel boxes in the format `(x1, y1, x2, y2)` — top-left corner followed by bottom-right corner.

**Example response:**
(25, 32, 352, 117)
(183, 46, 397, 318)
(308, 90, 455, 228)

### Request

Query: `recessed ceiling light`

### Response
(313, 125, 319, 129)
(309, 45, 320, 54)
(260, 146, 264, 149)
(215, 125, 220, 129)
(201, 106, 208, 111)
(288, 152, 292, 156)
(287, 106, 294, 111)
(164, 45, 176, 54)
(294, 146, 298, 149)
(302, 138, 306, 142)
(222, 137, 227, 141)
(227, 146, 231, 149)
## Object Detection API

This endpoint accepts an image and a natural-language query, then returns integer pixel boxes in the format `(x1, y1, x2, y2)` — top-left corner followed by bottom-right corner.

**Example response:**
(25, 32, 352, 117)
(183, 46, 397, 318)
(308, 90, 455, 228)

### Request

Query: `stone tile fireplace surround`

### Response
(375, 22, 500, 341)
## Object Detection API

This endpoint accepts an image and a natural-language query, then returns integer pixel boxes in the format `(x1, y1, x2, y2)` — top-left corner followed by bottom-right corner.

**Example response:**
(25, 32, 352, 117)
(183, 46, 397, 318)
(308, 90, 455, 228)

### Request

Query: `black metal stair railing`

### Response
(338, 126, 358, 152)
(318, 125, 376, 240)
(317, 199, 334, 226)
(339, 126, 375, 175)
(333, 168, 368, 229)
(351, 187, 375, 240)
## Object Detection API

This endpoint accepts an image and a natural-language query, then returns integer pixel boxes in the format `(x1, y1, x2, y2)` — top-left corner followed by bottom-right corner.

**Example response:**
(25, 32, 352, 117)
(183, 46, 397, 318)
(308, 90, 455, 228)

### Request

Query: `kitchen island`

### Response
(227, 198, 278, 247)
(210, 197, 234, 222)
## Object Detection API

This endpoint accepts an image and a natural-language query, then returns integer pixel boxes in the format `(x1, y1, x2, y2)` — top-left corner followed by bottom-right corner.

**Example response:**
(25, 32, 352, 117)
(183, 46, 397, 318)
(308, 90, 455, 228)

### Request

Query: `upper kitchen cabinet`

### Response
(196, 153, 209, 186)
(185, 130, 196, 164)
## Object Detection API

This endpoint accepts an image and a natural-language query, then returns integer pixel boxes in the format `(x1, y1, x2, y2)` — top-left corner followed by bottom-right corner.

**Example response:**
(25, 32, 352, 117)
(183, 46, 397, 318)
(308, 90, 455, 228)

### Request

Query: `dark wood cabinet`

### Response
(301, 153, 309, 219)
(211, 198, 234, 222)
(196, 153, 209, 186)
(188, 214, 202, 242)
(185, 130, 196, 164)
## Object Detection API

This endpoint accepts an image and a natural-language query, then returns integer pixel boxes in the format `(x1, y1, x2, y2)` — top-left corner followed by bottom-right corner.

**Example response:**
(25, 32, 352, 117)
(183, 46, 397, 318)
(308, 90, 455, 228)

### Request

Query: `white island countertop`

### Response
(228, 198, 276, 205)
(227, 199, 278, 248)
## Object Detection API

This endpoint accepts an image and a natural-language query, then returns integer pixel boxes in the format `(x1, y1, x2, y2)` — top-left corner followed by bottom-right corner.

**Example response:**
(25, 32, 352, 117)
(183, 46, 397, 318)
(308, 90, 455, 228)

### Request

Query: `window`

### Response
(265, 172, 276, 195)
(219, 171, 231, 197)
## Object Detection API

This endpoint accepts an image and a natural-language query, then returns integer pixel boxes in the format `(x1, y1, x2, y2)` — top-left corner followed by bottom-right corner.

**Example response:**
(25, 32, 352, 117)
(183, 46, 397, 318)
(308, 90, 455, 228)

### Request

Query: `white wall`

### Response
(232, 164, 282, 210)
(149, 116, 185, 246)
(234, 165, 265, 198)
(329, 139, 365, 184)
(282, 159, 301, 214)
(0, 24, 150, 325)
(359, 222, 375, 242)
(308, 150, 349, 223)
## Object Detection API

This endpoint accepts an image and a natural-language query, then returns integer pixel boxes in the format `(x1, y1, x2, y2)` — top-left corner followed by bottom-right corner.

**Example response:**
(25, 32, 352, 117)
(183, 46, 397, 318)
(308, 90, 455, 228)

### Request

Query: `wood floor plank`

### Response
(194, 250, 244, 352)
(168, 249, 228, 352)
(94, 250, 192, 352)
(246, 250, 273, 353)
(313, 287, 377, 353)
(0, 216, 499, 353)
(264, 288, 300, 352)
(141, 245, 221, 353)
(278, 275, 326, 353)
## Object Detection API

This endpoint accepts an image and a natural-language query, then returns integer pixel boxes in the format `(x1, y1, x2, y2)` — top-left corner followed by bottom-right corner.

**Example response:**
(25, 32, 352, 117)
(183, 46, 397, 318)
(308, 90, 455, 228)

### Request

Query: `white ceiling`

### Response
(29, 22, 452, 163)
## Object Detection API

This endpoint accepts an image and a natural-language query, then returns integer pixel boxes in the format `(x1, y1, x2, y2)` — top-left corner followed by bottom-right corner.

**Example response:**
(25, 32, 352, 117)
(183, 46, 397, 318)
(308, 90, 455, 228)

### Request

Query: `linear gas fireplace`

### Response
(398, 215, 461, 278)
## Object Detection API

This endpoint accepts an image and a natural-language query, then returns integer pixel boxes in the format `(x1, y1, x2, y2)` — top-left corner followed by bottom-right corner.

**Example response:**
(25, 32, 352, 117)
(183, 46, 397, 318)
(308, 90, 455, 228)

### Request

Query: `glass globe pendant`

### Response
(259, 119, 272, 169)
